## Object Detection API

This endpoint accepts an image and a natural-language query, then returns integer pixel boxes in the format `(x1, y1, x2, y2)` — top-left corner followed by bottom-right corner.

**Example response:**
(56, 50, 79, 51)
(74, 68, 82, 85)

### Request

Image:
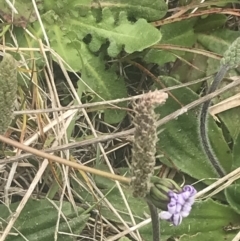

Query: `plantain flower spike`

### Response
(131, 90, 168, 198)
(0, 53, 18, 134)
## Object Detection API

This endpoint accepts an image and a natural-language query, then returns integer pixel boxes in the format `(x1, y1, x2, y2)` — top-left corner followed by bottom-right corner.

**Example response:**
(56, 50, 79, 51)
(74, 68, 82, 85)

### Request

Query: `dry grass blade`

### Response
(196, 167, 240, 199)
(152, 44, 222, 60)
(209, 92, 240, 116)
(12, 75, 211, 115)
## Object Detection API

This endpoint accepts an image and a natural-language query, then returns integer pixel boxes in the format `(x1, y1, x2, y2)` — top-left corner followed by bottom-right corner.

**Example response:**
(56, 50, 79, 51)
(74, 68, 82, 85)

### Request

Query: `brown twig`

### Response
(153, 8, 240, 26)
(0, 135, 131, 184)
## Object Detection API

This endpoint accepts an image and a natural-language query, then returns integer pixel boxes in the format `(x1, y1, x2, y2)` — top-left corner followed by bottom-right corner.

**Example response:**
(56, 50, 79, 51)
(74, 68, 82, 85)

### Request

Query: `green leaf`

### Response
(39, 8, 161, 58)
(142, 199, 240, 241)
(71, 173, 148, 223)
(74, 8, 161, 56)
(144, 19, 197, 65)
(72, 172, 240, 240)
(194, 14, 227, 32)
(0, 199, 89, 241)
(33, 13, 128, 123)
(197, 30, 240, 75)
(50, 31, 83, 71)
(232, 132, 240, 170)
(170, 42, 208, 92)
(73, 0, 168, 21)
(155, 76, 232, 180)
(197, 30, 240, 55)
(118, 237, 131, 241)
(225, 184, 240, 214)
(80, 44, 128, 123)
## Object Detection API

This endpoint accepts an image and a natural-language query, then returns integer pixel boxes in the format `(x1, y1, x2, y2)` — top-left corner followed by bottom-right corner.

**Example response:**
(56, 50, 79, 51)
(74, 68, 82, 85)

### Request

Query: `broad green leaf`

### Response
(33, 14, 128, 123)
(141, 199, 240, 241)
(225, 184, 240, 214)
(80, 44, 128, 123)
(72, 173, 240, 240)
(71, 8, 161, 57)
(39, 8, 161, 58)
(170, 42, 208, 92)
(194, 14, 227, 32)
(100, 186, 149, 223)
(155, 76, 232, 180)
(71, 171, 146, 224)
(42, 0, 77, 15)
(144, 19, 197, 65)
(93, 163, 117, 189)
(50, 34, 83, 71)
(197, 30, 240, 75)
(0, 199, 89, 241)
(79, 180, 240, 240)
(206, 58, 221, 76)
(232, 132, 240, 170)
(73, 0, 168, 21)
(197, 30, 240, 55)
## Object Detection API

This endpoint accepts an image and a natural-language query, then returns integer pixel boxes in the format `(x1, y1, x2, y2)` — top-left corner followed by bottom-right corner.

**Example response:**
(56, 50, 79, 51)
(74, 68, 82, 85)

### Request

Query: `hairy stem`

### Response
(146, 198, 160, 241)
(199, 65, 229, 177)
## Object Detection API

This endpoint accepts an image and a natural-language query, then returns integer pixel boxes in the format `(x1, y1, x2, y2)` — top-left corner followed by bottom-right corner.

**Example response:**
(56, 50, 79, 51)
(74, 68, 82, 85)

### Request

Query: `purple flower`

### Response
(159, 185, 197, 226)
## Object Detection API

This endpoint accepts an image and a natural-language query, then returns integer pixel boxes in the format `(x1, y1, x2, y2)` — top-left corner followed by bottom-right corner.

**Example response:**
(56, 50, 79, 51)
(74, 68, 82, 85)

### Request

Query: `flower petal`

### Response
(168, 202, 177, 214)
(160, 185, 196, 226)
(168, 191, 178, 200)
(181, 210, 190, 217)
(176, 202, 182, 213)
(185, 197, 195, 206)
(177, 193, 185, 205)
(182, 203, 192, 213)
(159, 211, 172, 220)
(170, 198, 177, 205)
(181, 190, 191, 200)
(172, 213, 182, 226)
(183, 185, 197, 196)
(181, 204, 192, 217)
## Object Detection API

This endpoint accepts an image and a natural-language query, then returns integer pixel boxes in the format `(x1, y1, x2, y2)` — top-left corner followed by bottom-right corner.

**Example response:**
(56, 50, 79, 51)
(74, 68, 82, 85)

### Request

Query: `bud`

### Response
(147, 177, 181, 210)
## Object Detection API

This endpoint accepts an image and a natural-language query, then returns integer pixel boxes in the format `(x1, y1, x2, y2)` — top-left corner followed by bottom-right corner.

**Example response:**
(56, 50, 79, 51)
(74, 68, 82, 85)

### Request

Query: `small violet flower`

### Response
(159, 185, 197, 226)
